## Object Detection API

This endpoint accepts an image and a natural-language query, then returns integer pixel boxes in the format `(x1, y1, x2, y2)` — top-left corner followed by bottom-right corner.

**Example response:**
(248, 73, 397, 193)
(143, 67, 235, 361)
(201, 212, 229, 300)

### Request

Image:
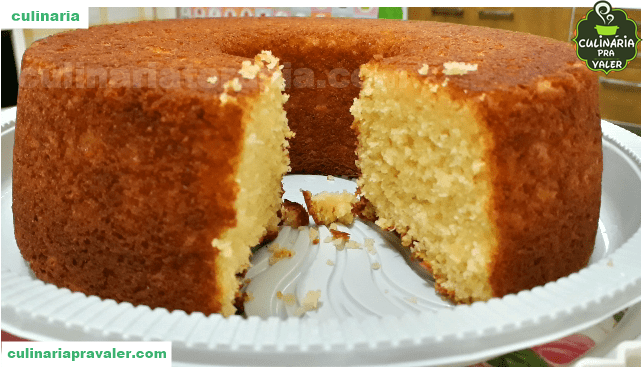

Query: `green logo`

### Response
(573, 1, 640, 74)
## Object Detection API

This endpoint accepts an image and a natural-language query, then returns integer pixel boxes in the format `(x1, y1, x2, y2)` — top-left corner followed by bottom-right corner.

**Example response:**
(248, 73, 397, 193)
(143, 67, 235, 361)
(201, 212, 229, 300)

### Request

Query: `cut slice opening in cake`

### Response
(351, 65, 499, 303)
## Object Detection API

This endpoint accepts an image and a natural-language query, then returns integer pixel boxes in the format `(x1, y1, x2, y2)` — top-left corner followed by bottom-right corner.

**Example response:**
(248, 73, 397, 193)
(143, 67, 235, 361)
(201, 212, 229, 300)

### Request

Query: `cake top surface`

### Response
(22, 18, 591, 95)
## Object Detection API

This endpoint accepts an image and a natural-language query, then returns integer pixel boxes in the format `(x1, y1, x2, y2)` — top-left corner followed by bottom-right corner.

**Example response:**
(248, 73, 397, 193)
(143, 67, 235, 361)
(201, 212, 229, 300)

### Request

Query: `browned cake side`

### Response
(13, 23, 288, 314)
(481, 75, 602, 297)
(13, 76, 246, 314)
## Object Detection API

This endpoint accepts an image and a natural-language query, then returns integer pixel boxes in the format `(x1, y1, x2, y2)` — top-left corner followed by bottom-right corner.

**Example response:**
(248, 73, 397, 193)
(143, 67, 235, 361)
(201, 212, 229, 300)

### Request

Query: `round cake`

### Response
(13, 17, 602, 315)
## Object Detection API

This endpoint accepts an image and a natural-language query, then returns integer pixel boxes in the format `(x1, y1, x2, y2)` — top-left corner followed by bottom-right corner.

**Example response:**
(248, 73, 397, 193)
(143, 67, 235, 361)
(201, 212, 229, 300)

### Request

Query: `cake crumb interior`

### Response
(302, 190, 357, 226)
(352, 66, 498, 302)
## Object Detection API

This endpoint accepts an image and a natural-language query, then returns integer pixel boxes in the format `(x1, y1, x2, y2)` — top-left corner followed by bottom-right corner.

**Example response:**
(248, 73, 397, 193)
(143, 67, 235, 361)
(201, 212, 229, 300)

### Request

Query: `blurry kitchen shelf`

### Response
(409, 8, 574, 42)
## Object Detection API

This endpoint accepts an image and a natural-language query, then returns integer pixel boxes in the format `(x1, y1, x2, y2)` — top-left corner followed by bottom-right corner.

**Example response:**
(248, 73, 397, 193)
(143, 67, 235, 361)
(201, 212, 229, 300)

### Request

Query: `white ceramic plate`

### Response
(1, 106, 640, 366)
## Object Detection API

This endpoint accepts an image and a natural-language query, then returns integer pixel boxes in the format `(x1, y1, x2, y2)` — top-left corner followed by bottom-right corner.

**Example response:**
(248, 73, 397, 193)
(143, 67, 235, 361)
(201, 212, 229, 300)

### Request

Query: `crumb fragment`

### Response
(345, 240, 362, 249)
(329, 228, 350, 241)
(443, 61, 478, 75)
(219, 92, 236, 105)
(326, 175, 335, 181)
(309, 227, 320, 245)
(255, 50, 279, 70)
(352, 195, 378, 222)
(326, 259, 335, 266)
(239, 60, 261, 79)
(332, 238, 346, 251)
(418, 63, 429, 75)
(364, 238, 376, 254)
(300, 188, 379, 225)
(372, 262, 381, 270)
(295, 290, 322, 316)
(405, 297, 418, 304)
(302, 290, 321, 308)
(224, 77, 243, 92)
(324, 228, 359, 251)
(276, 292, 297, 306)
(206, 76, 218, 85)
(267, 243, 294, 265)
(302, 190, 358, 226)
(280, 199, 309, 228)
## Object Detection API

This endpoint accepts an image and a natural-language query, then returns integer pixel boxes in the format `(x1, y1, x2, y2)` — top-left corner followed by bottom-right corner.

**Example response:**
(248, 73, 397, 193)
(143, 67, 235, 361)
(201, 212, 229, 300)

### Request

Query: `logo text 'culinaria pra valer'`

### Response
(573, 1, 640, 74)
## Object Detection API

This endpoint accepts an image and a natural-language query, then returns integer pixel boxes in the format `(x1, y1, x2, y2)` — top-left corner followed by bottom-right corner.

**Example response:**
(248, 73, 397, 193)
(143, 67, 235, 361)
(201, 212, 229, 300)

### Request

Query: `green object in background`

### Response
(378, 7, 403, 20)
(487, 348, 549, 367)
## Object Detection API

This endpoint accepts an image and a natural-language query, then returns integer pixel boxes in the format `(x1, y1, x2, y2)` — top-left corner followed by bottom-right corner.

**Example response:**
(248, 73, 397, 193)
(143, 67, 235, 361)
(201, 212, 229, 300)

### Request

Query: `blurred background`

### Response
(2, 7, 640, 134)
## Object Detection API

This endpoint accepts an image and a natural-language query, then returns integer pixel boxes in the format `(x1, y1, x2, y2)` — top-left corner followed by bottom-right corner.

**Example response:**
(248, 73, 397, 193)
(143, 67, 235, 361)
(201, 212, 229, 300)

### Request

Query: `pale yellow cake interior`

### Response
(211, 66, 291, 316)
(306, 191, 357, 225)
(351, 66, 499, 302)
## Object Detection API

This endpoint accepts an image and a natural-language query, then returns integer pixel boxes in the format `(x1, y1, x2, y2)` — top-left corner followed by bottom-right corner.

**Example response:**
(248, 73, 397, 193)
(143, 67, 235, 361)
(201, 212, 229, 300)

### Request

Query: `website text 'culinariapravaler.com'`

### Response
(1, 341, 171, 367)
